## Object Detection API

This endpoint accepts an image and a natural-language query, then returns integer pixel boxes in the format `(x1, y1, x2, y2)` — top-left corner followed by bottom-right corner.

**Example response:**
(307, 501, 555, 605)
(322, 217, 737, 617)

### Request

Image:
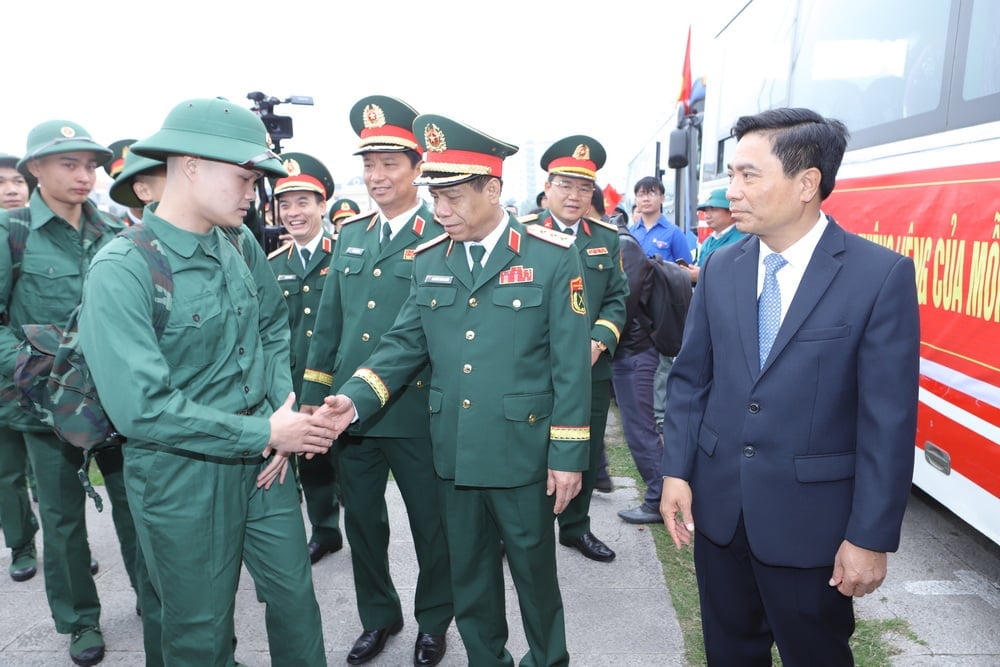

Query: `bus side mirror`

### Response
(668, 128, 690, 168)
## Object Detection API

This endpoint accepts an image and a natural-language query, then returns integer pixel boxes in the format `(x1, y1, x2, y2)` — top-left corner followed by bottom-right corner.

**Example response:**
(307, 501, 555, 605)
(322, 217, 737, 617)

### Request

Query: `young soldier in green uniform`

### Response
(77, 98, 334, 666)
(523, 135, 628, 563)
(329, 197, 361, 234)
(0, 152, 39, 585)
(106, 140, 167, 222)
(267, 151, 343, 564)
(0, 121, 142, 666)
(323, 113, 593, 667)
(300, 95, 453, 666)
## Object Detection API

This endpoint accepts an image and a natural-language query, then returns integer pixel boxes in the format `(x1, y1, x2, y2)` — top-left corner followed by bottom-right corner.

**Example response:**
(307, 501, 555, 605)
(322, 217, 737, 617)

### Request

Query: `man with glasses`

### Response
(523, 135, 627, 563)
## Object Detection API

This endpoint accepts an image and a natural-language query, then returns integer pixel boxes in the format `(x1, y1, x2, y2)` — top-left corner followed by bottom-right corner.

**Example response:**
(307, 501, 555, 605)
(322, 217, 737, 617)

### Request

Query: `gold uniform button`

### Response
(416, 380, 424, 388)
(465, 330, 475, 340)
(303, 307, 312, 315)
(461, 399, 471, 409)
(463, 364, 472, 374)
(361, 333, 370, 342)
(283, 290, 290, 297)
(303, 285, 310, 293)
(528, 414, 537, 425)
(512, 298, 522, 309)
(598, 263, 605, 270)
(469, 297, 478, 307)
(344, 267, 351, 275)
(430, 299, 437, 307)
(367, 300, 376, 309)
(373, 268, 382, 277)
(306, 330, 313, 337)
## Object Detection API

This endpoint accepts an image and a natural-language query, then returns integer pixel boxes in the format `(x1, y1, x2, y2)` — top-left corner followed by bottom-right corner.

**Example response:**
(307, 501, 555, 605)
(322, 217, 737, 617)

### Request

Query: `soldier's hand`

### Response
(267, 392, 335, 456)
(661, 477, 695, 549)
(318, 394, 358, 440)
(546, 469, 582, 514)
(256, 448, 291, 490)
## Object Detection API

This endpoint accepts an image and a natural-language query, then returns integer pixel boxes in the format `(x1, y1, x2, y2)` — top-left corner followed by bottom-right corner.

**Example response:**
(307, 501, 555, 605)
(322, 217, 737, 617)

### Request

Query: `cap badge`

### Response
(283, 158, 301, 176)
(424, 123, 447, 153)
(339, 202, 352, 212)
(363, 103, 386, 129)
(60, 126, 76, 138)
(572, 144, 590, 161)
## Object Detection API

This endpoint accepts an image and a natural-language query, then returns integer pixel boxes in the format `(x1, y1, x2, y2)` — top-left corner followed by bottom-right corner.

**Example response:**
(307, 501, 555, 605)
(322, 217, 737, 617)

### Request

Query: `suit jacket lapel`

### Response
(478, 228, 516, 290)
(735, 237, 762, 380)
(446, 239, 475, 290)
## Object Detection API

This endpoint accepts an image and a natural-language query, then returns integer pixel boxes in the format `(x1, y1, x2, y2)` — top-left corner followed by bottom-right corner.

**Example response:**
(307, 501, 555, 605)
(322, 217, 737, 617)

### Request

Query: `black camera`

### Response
(247, 91, 314, 147)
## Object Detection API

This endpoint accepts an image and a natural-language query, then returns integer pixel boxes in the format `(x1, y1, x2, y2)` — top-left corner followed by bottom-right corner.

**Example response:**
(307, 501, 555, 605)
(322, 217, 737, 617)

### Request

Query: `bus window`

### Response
(963, 1, 1000, 100)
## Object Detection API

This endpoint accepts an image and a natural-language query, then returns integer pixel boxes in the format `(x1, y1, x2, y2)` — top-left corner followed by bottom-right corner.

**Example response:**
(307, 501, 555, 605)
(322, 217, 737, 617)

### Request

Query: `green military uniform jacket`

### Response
(300, 205, 442, 437)
(77, 208, 292, 458)
(526, 212, 628, 382)
(340, 215, 593, 487)
(0, 191, 125, 430)
(268, 231, 335, 397)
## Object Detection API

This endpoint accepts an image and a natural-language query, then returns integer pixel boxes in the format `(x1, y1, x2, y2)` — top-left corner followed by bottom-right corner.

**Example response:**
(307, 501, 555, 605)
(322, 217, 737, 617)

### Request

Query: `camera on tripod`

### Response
(247, 91, 314, 148)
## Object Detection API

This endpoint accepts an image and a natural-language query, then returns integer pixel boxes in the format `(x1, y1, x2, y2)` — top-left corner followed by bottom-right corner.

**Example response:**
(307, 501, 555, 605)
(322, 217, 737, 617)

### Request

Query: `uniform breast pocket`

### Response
(492, 285, 543, 311)
(583, 253, 614, 274)
(163, 293, 223, 367)
(331, 255, 365, 278)
(415, 285, 457, 310)
(17, 256, 80, 323)
(393, 262, 414, 280)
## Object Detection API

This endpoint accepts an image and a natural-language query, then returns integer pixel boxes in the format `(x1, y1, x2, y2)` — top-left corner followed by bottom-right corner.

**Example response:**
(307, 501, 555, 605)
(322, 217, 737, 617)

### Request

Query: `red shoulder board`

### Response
(413, 215, 426, 236)
(581, 219, 592, 236)
(322, 237, 333, 254)
(508, 228, 521, 254)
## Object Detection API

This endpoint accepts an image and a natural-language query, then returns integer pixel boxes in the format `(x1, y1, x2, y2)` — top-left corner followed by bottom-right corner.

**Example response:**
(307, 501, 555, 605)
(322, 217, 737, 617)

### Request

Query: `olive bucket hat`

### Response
(130, 98, 287, 178)
(16, 120, 113, 178)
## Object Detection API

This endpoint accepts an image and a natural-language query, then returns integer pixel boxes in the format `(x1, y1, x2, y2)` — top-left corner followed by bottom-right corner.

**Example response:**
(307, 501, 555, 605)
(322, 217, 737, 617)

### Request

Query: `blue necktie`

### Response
(469, 244, 486, 281)
(758, 253, 787, 368)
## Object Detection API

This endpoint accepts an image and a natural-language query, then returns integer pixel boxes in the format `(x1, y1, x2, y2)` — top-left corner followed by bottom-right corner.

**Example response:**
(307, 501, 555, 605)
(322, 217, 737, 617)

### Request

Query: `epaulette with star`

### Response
(525, 224, 574, 248)
(586, 216, 619, 232)
(267, 242, 293, 260)
(517, 213, 540, 224)
(415, 232, 450, 254)
(339, 209, 378, 227)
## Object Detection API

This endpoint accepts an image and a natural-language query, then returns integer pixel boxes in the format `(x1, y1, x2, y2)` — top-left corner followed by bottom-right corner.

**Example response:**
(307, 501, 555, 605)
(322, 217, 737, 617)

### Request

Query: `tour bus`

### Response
(666, 0, 1000, 544)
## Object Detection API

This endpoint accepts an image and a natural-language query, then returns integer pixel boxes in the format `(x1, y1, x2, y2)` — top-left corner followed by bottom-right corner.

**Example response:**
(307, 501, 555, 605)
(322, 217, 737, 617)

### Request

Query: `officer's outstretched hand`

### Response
(320, 394, 358, 440)
(547, 469, 582, 515)
(267, 392, 335, 457)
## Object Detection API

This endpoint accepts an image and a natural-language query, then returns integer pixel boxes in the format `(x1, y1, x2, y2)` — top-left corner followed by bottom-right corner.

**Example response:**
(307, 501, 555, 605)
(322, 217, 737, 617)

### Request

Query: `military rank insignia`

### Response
(403, 249, 416, 260)
(570, 276, 586, 315)
(320, 267, 330, 276)
(500, 266, 533, 284)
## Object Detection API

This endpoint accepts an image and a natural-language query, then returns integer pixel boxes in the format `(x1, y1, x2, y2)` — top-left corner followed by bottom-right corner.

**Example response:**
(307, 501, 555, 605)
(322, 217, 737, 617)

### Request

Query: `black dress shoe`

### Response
(559, 532, 616, 562)
(307, 540, 343, 565)
(347, 618, 403, 664)
(413, 632, 446, 666)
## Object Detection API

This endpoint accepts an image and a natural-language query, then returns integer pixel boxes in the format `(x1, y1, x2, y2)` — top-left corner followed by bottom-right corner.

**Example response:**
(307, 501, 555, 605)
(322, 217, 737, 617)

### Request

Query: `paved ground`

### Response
(0, 474, 684, 666)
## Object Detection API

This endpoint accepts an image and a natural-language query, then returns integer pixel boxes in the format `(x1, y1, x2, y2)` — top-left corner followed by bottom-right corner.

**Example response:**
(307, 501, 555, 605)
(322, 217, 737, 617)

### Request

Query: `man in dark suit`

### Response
(659, 107, 920, 665)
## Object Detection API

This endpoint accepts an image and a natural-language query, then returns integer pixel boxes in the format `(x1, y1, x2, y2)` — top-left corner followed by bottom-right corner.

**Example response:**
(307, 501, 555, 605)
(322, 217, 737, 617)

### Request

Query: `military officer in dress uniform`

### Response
(523, 135, 627, 563)
(329, 197, 361, 234)
(323, 113, 593, 667)
(300, 95, 453, 666)
(78, 98, 333, 666)
(267, 151, 343, 565)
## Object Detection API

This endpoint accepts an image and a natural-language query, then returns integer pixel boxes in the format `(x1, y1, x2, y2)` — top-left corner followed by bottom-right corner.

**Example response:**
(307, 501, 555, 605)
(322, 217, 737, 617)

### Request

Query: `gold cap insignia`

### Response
(572, 144, 590, 161)
(363, 103, 386, 129)
(424, 123, 446, 153)
(60, 126, 76, 138)
(283, 158, 301, 176)
(339, 202, 352, 212)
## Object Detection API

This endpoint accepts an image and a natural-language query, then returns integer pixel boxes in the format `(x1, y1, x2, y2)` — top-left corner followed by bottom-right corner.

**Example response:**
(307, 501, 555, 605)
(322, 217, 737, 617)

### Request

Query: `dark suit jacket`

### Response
(661, 217, 919, 568)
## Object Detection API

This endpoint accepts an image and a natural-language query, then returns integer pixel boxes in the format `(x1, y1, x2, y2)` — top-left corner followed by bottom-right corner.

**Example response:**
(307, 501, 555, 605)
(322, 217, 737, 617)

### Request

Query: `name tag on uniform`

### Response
(424, 274, 454, 284)
(586, 247, 609, 255)
(345, 247, 365, 256)
(276, 274, 298, 281)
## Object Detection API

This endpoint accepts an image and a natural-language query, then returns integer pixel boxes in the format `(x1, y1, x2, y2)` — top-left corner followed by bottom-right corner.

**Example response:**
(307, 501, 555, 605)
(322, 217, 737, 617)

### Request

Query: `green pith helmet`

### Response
(131, 98, 287, 178)
(17, 120, 113, 178)
(105, 139, 138, 178)
(540, 135, 607, 182)
(412, 113, 518, 187)
(0, 152, 36, 192)
(109, 150, 166, 208)
(329, 198, 361, 224)
(697, 188, 731, 211)
(349, 95, 421, 155)
(272, 152, 335, 201)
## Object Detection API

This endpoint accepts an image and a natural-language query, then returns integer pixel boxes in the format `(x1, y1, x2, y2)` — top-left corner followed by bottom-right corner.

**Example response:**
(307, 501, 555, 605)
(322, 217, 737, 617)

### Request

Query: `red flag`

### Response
(602, 184, 623, 215)
(677, 26, 692, 114)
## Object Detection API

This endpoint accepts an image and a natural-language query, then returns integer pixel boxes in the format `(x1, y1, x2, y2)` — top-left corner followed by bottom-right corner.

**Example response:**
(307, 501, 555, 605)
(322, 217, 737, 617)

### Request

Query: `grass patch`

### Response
(604, 401, 917, 666)
(88, 458, 105, 487)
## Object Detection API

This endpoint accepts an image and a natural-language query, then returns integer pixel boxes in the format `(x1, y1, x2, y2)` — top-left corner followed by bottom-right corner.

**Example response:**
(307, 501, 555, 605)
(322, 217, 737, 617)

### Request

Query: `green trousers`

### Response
(0, 426, 38, 551)
(338, 434, 453, 633)
(557, 379, 611, 540)
(296, 446, 343, 548)
(440, 478, 569, 667)
(22, 431, 140, 634)
(124, 445, 326, 667)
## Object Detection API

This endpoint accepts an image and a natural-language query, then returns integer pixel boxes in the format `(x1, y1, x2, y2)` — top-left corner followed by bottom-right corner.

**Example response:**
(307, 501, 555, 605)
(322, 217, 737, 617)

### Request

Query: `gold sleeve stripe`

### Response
(353, 368, 390, 408)
(303, 369, 333, 387)
(594, 319, 622, 342)
(551, 426, 591, 441)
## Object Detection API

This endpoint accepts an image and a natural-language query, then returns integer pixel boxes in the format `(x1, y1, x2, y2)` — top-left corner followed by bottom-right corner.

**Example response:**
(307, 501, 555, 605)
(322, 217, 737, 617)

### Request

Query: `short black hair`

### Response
(590, 185, 605, 215)
(535, 191, 545, 207)
(731, 107, 849, 200)
(633, 176, 664, 195)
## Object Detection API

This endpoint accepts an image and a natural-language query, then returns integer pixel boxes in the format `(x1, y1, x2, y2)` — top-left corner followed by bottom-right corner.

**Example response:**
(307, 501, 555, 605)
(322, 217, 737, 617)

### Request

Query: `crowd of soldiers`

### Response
(0, 94, 635, 667)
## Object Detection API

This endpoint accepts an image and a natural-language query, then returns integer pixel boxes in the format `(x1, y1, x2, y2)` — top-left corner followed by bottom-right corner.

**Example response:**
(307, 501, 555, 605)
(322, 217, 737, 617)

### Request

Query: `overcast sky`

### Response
(3, 0, 729, 199)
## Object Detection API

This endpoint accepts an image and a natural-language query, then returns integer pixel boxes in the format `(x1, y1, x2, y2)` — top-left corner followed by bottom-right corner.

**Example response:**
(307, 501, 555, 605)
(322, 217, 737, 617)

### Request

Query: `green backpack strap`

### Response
(119, 224, 174, 338)
(2, 208, 31, 326)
